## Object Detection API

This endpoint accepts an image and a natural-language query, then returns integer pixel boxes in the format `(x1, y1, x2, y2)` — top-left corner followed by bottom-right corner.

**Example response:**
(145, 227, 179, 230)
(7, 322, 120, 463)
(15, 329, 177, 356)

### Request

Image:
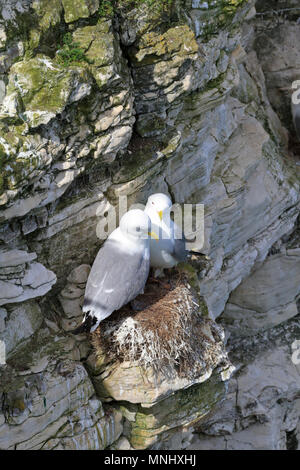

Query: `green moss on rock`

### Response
(72, 21, 113, 68)
(129, 371, 225, 448)
(33, 0, 63, 33)
(196, 0, 249, 41)
(71, 20, 123, 90)
(131, 24, 198, 66)
(56, 32, 92, 67)
(4, 55, 92, 127)
(62, 0, 99, 23)
(0, 137, 45, 194)
(25, 0, 63, 54)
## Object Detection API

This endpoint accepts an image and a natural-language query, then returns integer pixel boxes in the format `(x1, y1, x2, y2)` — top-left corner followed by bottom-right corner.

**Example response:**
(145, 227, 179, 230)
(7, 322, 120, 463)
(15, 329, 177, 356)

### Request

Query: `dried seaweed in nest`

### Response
(91, 272, 227, 380)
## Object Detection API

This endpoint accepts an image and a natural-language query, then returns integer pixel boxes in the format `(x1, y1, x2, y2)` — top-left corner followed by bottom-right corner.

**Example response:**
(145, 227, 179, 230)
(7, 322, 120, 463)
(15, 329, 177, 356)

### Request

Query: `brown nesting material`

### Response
(91, 271, 227, 379)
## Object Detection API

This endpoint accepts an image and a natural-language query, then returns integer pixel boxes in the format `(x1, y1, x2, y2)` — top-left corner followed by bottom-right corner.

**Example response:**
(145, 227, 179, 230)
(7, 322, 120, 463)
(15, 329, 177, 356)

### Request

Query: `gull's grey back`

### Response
(83, 238, 150, 323)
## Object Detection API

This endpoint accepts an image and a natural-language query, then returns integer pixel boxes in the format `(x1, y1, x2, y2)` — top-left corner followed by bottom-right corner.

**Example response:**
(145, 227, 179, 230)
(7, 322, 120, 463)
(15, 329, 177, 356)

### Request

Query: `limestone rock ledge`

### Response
(223, 225, 300, 336)
(0, 248, 56, 307)
(0, 0, 299, 450)
(0, 356, 123, 450)
(186, 315, 300, 450)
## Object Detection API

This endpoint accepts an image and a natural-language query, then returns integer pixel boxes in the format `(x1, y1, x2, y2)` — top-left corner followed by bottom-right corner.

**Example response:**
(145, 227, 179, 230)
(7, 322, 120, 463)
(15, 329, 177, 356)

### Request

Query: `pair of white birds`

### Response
(74, 193, 187, 333)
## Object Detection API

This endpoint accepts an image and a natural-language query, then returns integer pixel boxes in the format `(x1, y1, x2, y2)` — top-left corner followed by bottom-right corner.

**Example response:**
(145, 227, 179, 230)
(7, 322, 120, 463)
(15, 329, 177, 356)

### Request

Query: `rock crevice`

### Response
(0, 0, 299, 450)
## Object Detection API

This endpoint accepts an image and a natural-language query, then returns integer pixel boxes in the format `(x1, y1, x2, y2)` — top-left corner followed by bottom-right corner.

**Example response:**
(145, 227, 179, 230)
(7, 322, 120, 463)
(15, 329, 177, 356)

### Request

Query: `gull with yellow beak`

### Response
(145, 193, 188, 277)
(73, 209, 158, 333)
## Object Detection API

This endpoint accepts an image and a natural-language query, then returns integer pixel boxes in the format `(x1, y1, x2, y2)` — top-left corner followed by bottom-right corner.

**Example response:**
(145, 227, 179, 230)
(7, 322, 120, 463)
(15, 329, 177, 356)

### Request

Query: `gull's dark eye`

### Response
(136, 226, 141, 232)
(152, 202, 154, 205)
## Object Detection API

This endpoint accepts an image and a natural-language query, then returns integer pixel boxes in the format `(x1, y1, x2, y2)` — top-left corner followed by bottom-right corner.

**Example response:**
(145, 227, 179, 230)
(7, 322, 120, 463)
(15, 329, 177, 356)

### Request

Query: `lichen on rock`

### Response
(3, 55, 92, 127)
(0, 0, 299, 451)
(62, 0, 99, 24)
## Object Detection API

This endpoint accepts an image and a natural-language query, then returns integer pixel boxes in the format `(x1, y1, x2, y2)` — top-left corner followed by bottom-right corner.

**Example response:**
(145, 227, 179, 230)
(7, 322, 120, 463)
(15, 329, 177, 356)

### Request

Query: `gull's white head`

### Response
(145, 193, 172, 222)
(120, 209, 158, 241)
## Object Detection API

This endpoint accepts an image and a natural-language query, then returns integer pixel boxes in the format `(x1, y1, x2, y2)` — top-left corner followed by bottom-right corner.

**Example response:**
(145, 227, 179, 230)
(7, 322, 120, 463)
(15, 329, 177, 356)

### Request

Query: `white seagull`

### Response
(73, 209, 157, 333)
(145, 193, 188, 277)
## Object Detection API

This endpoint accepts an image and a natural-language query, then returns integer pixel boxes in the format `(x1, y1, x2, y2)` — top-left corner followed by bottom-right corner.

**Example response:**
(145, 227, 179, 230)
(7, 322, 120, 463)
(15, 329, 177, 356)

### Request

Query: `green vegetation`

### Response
(98, 0, 173, 18)
(0, 147, 7, 194)
(56, 32, 92, 66)
(200, 0, 248, 41)
(98, 0, 115, 17)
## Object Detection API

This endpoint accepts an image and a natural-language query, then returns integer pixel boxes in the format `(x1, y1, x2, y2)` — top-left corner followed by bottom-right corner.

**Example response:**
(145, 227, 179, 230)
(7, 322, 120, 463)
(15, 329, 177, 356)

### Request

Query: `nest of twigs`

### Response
(91, 270, 227, 379)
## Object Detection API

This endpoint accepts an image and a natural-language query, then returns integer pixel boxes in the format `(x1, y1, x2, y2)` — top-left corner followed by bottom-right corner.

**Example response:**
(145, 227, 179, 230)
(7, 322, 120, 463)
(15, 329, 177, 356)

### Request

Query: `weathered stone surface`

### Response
(0, 0, 299, 451)
(40, 402, 123, 450)
(67, 264, 90, 285)
(62, 0, 99, 23)
(85, 270, 233, 449)
(255, 14, 300, 132)
(0, 300, 43, 355)
(91, 357, 230, 407)
(0, 16, 133, 219)
(0, 249, 36, 268)
(186, 317, 300, 450)
(58, 264, 90, 323)
(0, 307, 7, 332)
(128, 372, 227, 450)
(0, 356, 122, 450)
(2, 56, 92, 127)
(109, 436, 133, 450)
(223, 249, 300, 335)
(0, 248, 56, 306)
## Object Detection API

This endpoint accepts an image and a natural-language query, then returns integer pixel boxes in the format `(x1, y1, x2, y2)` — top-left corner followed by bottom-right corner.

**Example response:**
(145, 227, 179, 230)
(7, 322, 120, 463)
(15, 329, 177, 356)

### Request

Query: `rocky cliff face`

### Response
(0, 0, 299, 450)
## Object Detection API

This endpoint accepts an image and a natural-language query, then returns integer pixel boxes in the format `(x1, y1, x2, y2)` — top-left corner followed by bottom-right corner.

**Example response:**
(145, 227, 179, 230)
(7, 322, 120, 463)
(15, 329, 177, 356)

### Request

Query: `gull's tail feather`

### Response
(71, 312, 98, 334)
